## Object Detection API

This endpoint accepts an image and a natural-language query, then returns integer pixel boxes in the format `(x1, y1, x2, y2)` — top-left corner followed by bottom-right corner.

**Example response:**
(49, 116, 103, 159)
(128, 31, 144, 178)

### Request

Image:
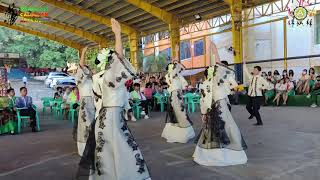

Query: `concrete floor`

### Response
(0, 80, 319, 180)
(0, 105, 319, 180)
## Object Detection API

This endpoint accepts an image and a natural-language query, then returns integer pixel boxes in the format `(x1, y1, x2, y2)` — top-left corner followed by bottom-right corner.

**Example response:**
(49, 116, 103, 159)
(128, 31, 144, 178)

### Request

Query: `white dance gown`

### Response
(161, 62, 195, 143)
(88, 51, 151, 180)
(75, 66, 95, 157)
(193, 65, 248, 166)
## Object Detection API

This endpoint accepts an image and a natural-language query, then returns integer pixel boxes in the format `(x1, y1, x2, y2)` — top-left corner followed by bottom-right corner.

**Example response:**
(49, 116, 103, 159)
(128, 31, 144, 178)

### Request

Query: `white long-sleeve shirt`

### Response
(244, 66, 268, 97)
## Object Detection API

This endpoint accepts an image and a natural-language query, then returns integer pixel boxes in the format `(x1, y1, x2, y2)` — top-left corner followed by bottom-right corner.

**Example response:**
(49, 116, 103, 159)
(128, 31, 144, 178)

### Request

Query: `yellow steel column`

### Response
(129, 32, 139, 70)
(170, 22, 180, 61)
(226, 0, 243, 82)
(283, 18, 288, 70)
(229, 0, 242, 64)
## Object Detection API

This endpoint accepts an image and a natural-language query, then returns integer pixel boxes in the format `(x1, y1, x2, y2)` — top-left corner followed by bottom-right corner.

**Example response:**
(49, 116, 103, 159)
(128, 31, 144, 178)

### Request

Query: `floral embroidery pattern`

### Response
(96, 132, 105, 153)
(99, 117, 106, 129)
(96, 156, 102, 176)
(121, 120, 146, 174)
(84, 126, 90, 139)
(135, 154, 146, 174)
(108, 82, 115, 88)
(121, 72, 128, 79)
(116, 76, 122, 82)
(81, 99, 87, 122)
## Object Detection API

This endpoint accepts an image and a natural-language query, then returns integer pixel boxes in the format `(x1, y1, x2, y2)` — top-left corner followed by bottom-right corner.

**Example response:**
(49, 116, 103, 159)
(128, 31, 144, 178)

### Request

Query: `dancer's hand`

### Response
(111, 18, 121, 37)
(82, 46, 89, 53)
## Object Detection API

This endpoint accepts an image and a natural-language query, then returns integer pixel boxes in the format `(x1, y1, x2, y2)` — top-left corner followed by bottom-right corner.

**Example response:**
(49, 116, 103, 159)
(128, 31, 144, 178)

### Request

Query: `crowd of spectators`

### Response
(260, 68, 320, 107)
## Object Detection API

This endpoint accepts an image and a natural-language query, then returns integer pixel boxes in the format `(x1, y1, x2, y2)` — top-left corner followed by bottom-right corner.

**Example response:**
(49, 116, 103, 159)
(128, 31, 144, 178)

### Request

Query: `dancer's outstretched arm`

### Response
(111, 18, 123, 59)
(211, 42, 221, 63)
(79, 46, 88, 68)
(242, 58, 251, 82)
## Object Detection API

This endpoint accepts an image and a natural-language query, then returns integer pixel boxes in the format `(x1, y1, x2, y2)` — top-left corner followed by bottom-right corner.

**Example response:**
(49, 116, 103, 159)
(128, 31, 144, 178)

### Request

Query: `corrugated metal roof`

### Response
(0, 0, 273, 48)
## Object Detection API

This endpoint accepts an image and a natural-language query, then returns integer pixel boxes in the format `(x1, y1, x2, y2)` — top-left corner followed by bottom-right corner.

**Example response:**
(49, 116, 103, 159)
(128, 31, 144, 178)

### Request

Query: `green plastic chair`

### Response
(16, 105, 40, 134)
(51, 99, 64, 120)
(41, 97, 53, 114)
(132, 100, 142, 119)
(190, 94, 201, 113)
(154, 93, 168, 112)
(68, 102, 79, 123)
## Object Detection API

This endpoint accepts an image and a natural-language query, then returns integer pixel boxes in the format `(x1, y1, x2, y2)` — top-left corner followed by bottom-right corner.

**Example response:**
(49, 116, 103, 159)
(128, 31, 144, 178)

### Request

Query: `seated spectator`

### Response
(309, 75, 320, 107)
(144, 82, 154, 108)
(56, 87, 64, 97)
(273, 78, 294, 106)
(64, 87, 80, 119)
(289, 69, 296, 86)
(63, 87, 72, 101)
(54, 92, 61, 99)
(261, 72, 267, 79)
(130, 83, 150, 119)
(15, 87, 37, 132)
(264, 79, 275, 105)
(273, 79, 285, 106)
(0, 88, 16, 134)
(7, 88, 16, 113)
(304, 68, 316, 95)
(296, 69, 309, 94)
(149, 76, 156, 89)
(273, 70, 281, 84)
(153, 83, 164, 95)
(144, 82, 154, 100)
(267, 71, 273, 81)
(68, 87, 80, 106)
(282, 70, 288, 79)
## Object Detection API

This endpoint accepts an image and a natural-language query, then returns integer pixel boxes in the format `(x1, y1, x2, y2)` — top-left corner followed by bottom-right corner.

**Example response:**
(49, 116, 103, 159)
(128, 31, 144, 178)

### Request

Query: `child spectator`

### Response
(296, 69, 309, 94)
(267, 71, 273, 81)
(309, 75, 320, 107)
(304, 68, 316, 95)
(130, 83, 150, 119)
(264, 79, 275, 105)
(273, 78, 294, 106)
(273, 70, 281, 84)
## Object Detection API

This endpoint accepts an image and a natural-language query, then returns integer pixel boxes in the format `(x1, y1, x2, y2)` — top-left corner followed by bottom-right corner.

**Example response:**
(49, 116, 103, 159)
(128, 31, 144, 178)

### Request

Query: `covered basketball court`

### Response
(0, 1, 320, 180)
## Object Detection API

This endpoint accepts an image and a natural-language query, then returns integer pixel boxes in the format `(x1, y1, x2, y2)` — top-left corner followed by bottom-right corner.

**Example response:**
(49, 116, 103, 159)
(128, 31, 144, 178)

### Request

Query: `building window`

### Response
(316, 13, 320, 44)
(180, 41, 191, 60)
(194, 39, 204, 56)
(160, 47, 171, 60)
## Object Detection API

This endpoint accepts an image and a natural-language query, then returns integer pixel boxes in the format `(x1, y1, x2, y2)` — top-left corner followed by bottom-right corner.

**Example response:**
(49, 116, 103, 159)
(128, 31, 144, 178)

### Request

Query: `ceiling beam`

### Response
(41, 21, 108, 46)
(0, 4, 107, 46)
(0, 21, 83, 50)
(40, 0, 144, 36)
(125, 0, 180, 25)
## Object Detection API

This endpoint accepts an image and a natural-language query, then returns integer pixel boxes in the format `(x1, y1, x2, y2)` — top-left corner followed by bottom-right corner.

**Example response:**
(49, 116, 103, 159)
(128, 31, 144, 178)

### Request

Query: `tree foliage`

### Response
(0, 27, 79, 68)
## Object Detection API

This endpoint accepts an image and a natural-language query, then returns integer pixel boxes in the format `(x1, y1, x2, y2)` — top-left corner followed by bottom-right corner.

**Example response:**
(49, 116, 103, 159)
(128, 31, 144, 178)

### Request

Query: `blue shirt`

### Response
(15, 96, 33, 108)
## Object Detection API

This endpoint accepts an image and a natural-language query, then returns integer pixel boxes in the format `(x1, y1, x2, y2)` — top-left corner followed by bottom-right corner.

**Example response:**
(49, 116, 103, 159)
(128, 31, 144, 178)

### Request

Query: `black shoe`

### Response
(253, 123, 263, 126)
(32, 127, 37, 132)
(248, 115, 254, 119)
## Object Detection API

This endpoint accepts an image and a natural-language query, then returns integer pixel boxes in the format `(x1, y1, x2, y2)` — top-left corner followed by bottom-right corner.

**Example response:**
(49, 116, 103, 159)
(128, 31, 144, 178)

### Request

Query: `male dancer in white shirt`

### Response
(243, 59, 268, 126)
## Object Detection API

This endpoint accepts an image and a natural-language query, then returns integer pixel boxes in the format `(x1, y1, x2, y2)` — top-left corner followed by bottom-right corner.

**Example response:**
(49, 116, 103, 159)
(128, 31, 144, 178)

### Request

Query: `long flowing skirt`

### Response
(91, 107, 151, 180)
(161, 90, 195, 143)
(76, 96, 95, 157)
(193, 99, 247, 166)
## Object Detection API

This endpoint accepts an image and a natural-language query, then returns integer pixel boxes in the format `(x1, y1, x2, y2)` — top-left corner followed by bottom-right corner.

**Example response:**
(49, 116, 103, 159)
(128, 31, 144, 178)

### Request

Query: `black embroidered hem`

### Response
(120, 114, 147, 174)
(195, 101, 247, 151)
(75, 120, 96, 180)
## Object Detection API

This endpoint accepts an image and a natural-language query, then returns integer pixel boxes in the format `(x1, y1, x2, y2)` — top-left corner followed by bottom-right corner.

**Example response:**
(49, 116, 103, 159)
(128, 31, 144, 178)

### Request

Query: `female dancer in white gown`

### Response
(161, 61, 195, 143)
(77, 19, 151, 180)
(193, 64, 248, 166)
(74, 47, 95, 157)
